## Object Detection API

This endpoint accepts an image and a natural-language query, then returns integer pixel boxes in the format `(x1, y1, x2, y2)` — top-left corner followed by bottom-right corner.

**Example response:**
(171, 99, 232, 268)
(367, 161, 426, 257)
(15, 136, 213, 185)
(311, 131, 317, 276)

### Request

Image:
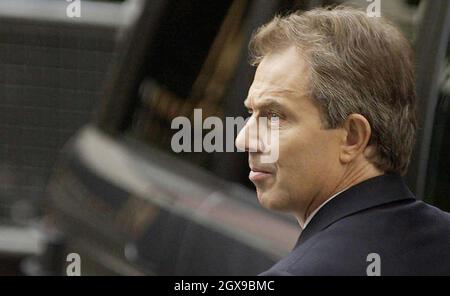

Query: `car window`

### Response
(424, 40, 450, 211)
(125, 0, 253, 185)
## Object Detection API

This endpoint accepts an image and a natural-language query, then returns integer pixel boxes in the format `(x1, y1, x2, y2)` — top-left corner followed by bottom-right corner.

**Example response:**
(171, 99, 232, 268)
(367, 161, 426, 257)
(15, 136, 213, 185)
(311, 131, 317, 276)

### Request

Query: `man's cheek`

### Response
(261, 127, 280, 164)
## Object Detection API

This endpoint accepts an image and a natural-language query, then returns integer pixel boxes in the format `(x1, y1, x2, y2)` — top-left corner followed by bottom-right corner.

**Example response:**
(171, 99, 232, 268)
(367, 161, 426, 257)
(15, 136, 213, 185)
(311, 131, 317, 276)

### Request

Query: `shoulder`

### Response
(261, 231, 382, 275)
(263, 226, 398, 276)
(262, 200, 450, 276)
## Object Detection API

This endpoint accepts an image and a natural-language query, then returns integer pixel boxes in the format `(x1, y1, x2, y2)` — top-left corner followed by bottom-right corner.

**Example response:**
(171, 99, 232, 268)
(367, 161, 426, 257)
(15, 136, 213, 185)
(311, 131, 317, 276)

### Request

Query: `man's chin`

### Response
(256, 189, 285, 211)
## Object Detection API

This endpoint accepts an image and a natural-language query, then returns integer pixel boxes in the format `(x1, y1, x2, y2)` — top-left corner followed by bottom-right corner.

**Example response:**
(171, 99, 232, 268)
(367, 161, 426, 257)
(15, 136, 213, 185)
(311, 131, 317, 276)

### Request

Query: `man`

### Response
(235, 6, 450, 275)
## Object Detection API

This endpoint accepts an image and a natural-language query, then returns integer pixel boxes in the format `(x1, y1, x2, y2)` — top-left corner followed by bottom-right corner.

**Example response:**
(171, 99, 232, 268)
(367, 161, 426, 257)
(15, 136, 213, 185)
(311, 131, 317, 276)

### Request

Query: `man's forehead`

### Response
(245, 84, 297, 107)
(248, 82, 298, 97)
(246, 83, 288, 101)
(245, 68, 308, 108)
(245, 47, 309, 106)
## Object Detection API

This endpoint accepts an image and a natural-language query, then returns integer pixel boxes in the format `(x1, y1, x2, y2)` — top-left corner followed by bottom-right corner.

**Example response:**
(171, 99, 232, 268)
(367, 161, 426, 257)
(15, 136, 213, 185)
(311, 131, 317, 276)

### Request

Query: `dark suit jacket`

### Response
(260, 174, 450, 275)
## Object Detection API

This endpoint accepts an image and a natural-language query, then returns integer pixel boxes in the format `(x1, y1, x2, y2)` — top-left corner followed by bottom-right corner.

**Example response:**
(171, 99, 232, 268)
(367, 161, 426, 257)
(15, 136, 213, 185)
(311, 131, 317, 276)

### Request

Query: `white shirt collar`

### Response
(299, 188, 348, 230)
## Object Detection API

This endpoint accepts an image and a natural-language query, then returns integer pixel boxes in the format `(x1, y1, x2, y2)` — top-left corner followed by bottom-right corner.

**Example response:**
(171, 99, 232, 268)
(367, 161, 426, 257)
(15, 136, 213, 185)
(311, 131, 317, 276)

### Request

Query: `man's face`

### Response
(235, 46, 343, 219)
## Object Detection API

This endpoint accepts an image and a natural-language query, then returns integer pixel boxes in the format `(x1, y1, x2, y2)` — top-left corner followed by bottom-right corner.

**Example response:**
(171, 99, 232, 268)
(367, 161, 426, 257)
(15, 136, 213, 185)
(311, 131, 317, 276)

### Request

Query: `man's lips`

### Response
(249, 167, 274, 182)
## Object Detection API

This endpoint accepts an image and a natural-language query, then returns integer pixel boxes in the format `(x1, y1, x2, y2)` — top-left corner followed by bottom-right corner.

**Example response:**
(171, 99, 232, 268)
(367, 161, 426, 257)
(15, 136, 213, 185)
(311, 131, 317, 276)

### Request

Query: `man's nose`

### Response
(235, 117, 261, 152)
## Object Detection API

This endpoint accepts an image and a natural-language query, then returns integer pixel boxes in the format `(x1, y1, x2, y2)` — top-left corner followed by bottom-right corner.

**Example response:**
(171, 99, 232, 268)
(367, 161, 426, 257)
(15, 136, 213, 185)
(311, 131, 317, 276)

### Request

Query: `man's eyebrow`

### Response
(244, 89, 298, 110)
(244, 97, 288, 112)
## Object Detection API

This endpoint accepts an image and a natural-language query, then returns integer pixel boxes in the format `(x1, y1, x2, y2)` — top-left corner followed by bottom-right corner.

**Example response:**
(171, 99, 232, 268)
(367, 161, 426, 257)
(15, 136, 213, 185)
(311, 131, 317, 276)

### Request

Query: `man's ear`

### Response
(340, 114, 372, 164)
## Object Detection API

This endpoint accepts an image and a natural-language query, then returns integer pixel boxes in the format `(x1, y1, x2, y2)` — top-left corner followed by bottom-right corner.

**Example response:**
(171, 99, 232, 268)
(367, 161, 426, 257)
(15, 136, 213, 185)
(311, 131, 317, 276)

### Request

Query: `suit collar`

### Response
(295, 173, 415, 247)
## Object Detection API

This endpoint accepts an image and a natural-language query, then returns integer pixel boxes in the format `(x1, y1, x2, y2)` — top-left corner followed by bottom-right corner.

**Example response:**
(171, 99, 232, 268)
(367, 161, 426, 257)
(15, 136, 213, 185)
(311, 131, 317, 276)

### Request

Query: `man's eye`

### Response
(268, 112, 280, 121)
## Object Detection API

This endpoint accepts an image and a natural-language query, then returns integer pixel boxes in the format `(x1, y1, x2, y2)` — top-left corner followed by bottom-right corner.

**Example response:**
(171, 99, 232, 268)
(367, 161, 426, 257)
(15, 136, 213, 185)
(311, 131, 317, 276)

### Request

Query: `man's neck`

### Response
(297, 187, 348, 229)
(299, 164, 384, 228)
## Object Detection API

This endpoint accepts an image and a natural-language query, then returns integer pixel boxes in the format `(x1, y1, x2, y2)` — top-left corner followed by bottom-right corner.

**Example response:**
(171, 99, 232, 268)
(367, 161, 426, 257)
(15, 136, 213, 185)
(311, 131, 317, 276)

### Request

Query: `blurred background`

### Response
(0, 0, 448, 275)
